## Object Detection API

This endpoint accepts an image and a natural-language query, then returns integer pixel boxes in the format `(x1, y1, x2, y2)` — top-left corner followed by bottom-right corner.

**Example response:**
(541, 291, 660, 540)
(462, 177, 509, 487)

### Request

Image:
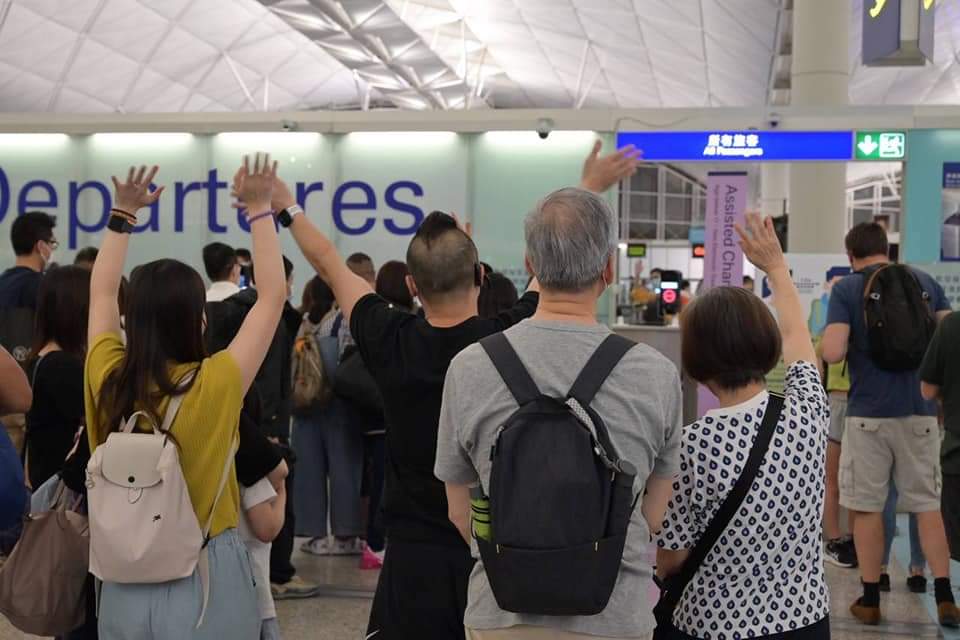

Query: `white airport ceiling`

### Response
(0, 0, 957, 113)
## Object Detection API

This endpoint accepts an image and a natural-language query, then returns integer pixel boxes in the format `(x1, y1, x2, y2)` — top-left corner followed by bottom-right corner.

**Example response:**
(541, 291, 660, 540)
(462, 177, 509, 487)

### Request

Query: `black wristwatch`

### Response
(276, 204, 303, 228)
(107, 215, 134, 234)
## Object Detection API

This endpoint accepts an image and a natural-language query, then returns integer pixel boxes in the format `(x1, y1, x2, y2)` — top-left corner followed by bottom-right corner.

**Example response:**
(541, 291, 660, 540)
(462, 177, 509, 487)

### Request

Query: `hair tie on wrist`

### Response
(246, 210, 275, 226)
(110, 208, 137, 223)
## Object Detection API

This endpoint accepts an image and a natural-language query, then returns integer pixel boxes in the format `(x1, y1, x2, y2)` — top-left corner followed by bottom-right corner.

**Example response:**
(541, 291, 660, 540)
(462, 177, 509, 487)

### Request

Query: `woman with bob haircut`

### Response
(656, 213, 830, 640)
(85, 156, 286, 639)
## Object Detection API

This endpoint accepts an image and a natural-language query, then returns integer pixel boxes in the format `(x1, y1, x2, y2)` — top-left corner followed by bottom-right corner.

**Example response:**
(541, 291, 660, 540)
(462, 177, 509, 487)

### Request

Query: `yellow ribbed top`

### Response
(85, 332, 243, 537)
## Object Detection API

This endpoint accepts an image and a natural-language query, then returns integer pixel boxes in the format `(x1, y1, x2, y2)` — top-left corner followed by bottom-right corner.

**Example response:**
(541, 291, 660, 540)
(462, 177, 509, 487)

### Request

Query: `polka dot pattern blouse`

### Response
(655, 361, 830, 639)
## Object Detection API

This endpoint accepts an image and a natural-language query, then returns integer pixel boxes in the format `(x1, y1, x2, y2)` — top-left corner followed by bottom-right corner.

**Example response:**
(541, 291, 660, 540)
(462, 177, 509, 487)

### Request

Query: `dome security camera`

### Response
(281, 119, 299, 132)
(536, 118, 555, 140)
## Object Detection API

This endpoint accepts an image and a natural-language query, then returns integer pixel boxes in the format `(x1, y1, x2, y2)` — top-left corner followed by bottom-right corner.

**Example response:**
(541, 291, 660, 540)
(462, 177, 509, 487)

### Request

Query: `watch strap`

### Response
(107, 215, 134, 234)
(278, 204, 303, 228)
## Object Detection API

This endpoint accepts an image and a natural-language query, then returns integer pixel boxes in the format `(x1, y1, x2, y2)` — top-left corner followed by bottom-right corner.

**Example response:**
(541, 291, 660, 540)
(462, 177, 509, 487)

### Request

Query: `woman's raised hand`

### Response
(233, 152, 277, 214)
(111, 165, 163, 214)
(735, 213, 786, 275)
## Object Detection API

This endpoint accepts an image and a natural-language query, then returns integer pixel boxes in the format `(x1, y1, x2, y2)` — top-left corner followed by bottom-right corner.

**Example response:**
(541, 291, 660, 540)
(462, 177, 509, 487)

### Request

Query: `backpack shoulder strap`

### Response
(159, 370, 198, 434)
(479, 333, 540, 405)
(657, 392, 784, 618)
(567, 334, 635, 408)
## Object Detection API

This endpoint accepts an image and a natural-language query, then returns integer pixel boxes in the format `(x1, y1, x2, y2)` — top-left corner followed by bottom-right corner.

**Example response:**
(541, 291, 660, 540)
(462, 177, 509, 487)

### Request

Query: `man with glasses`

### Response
(0, 211, 57, 457)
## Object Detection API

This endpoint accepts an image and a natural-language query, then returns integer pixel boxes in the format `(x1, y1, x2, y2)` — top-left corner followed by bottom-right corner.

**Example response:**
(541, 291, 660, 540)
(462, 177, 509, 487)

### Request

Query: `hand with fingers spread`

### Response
(735, 213, 786, 275)
(232, 152, 277, 216)
(580, 140, 643, 193)
(449, 212, 473, 238)
(111, 165, 164, 216)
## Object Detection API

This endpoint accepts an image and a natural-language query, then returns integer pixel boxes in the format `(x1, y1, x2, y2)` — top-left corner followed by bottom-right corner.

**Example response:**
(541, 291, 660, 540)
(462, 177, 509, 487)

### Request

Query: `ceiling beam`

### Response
(46, 0, 109, 111)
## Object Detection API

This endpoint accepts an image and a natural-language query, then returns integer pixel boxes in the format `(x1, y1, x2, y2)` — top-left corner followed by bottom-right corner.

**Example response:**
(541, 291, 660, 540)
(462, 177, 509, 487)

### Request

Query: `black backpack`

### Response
(860, 264, 936, 372)
(475, 332, 638, 616)
(0, 307, 35, 369)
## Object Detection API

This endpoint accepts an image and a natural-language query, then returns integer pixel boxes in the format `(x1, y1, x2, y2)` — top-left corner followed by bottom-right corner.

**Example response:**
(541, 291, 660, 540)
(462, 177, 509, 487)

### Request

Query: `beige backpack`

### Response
(85, 373, 237, 627)
(0, 481, 88, 636)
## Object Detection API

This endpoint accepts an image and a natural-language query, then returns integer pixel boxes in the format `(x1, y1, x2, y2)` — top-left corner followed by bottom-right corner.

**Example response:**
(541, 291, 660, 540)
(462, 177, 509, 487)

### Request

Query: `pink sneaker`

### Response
(360, 543, 385, 570)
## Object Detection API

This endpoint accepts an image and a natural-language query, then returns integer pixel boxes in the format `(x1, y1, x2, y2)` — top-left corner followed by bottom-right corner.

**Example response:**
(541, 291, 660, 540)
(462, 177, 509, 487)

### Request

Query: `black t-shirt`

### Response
(0, 267, 42, 310)
(25, 352, 84, 489)
(920, 312, 960, 474)
(351, 291, 539, 547)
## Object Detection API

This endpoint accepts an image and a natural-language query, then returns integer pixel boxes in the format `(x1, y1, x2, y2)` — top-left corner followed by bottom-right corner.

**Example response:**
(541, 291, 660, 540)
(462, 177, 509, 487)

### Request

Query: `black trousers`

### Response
(269, 440, 297, 585)
(944, 473, 960, 563)
(367, 539, 474, 640)
(671, 616, 830, 640)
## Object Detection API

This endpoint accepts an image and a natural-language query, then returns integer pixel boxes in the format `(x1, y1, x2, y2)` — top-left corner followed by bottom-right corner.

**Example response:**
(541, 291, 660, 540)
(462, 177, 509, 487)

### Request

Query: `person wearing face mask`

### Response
(0, 212, 58, 457)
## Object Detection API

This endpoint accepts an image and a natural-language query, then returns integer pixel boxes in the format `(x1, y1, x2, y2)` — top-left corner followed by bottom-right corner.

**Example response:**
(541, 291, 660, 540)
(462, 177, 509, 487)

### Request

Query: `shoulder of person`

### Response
(618, 340, 679, 379)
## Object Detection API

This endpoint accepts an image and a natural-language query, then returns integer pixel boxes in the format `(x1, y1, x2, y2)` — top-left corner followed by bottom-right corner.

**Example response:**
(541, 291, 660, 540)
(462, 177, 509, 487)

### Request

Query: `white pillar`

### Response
(787, 0, 849, 254)
(760, 163, 789, 218)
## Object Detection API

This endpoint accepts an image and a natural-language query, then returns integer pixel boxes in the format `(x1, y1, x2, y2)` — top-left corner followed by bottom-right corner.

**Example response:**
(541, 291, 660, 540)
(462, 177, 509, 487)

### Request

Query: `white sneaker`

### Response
(300, 536, 334, 556)
(329, 537, 364, 556)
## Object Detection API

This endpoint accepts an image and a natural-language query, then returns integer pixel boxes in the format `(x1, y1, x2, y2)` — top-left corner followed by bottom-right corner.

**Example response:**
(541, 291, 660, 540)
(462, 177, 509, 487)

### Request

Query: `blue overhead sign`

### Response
(615, 131, 854, 162)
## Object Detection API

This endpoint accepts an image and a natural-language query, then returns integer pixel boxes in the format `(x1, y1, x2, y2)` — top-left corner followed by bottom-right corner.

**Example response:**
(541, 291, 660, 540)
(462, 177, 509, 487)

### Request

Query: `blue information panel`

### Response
(616, 131, 855, 162)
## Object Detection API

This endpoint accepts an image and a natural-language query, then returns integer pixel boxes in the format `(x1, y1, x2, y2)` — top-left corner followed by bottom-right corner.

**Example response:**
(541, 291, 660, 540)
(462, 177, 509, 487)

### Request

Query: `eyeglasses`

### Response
(44, 238, 59, 251)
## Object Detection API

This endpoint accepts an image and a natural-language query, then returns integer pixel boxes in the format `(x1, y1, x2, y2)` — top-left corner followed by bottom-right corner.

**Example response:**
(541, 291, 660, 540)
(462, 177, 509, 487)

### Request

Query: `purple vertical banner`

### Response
(697, 171, 749, 417)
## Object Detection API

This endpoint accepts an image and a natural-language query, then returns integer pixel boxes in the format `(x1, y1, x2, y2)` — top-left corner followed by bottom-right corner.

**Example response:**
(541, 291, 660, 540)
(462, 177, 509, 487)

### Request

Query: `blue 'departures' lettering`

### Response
(0, 166, 425, 248)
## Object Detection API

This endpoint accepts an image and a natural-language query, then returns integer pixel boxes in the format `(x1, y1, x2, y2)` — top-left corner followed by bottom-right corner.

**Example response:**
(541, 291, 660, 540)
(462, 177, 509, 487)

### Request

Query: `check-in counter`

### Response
(612, 324, 698, 425)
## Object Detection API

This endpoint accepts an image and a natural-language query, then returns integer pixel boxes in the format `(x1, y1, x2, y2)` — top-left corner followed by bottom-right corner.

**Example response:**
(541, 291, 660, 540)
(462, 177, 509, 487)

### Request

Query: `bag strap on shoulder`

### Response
(567, 334, 635, 408)
(658, 392, 785, 616)
(480, 333, 540, 405)
(159, 370, 198, 433)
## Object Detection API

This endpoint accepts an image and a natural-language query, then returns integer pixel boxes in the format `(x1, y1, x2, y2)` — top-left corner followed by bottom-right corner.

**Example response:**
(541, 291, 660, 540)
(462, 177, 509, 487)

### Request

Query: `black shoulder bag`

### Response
(653, 392, 785, 640)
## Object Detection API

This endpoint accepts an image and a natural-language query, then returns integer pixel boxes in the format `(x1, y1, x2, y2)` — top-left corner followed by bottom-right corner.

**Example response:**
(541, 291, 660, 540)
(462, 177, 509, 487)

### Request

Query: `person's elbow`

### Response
(921, 381, 940, 402)
(9, 388, 32, 414)
(249, 510, 284, 543)
(821, 337, 846, 364)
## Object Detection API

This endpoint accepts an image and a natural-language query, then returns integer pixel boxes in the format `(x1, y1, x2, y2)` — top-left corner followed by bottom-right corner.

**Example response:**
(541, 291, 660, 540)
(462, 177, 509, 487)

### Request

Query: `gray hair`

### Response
(524, 187, 617, 292)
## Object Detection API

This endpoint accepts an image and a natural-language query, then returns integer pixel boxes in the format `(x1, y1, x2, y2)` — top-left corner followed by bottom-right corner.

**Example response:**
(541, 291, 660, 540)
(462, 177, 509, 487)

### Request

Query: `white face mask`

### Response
(39, 242, 54, 271)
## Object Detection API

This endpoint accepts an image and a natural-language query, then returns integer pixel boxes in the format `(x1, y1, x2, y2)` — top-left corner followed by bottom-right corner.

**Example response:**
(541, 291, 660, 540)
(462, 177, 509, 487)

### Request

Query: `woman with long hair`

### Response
(24, 265, 90, 490)
(85, 157, 286, 639)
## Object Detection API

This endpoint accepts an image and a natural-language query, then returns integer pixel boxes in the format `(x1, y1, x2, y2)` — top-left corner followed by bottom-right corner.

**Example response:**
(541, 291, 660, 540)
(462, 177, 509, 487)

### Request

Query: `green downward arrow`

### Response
(858, 135, 879, 157)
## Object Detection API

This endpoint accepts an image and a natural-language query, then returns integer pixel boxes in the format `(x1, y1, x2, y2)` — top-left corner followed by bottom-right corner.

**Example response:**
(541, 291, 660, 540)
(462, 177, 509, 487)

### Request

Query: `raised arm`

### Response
(228, 155, 287, 394)
(579, 140, 642, 193)
(89, 166, 164, 345)
(736, 213, 817, 367)
(271, 176, 372, 325)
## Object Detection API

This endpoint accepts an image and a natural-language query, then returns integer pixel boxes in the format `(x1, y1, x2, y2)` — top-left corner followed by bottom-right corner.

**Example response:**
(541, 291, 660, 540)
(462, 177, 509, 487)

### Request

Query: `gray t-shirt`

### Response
(435, 319, 683, 637)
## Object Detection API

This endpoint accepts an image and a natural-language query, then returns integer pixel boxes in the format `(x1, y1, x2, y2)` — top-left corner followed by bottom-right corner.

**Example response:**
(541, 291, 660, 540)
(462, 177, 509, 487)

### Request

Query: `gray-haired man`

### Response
(435, 187, 682, 640)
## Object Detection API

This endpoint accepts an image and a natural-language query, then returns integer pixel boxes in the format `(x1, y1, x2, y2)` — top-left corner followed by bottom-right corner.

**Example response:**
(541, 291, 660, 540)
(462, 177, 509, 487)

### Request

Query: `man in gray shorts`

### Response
(823, 222, 957, 627)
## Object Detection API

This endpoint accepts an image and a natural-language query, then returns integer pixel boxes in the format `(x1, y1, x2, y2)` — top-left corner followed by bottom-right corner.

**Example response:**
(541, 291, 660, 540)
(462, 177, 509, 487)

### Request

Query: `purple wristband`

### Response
(246, 210, 275, 226)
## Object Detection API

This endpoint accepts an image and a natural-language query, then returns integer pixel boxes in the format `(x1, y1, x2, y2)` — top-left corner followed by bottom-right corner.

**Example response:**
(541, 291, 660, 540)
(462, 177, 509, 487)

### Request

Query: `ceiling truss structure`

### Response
(0, 0, 958, 113)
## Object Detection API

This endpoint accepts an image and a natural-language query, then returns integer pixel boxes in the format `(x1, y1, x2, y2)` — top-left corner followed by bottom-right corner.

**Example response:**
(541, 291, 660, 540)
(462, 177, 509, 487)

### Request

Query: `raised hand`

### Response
(111, 165, 164, 214)
(270, 174, 297, 212)
(580, 140, 642, 193)
(735, 213, 786, 274)
(233, 153, 277, 214)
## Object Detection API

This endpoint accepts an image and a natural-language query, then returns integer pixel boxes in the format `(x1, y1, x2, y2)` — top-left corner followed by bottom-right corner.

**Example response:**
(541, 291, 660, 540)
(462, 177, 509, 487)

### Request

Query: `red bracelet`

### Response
(110, 208, 136, 223)
(246, 210, 275, 226)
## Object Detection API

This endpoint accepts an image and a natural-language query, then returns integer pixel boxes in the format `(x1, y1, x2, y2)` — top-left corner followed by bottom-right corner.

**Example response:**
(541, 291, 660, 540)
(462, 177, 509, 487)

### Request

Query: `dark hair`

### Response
(74, 247, 98, 266)
(202, 242, 237, 282)
(680, 279, 691, 292)
(32, 265, 90, 359)
(304, 277, 335, 324)
(845, 222, 889, 260)
(478, 272, 519, 319)
(250, 256, 293, 285)
(11, 212, 56, 256)
(376, 261, 413, 310)
(96, 259, 207, 441)
(406, 211, 479, 301)
(681, 286, 781, 391)
(236, 248, 252, 262)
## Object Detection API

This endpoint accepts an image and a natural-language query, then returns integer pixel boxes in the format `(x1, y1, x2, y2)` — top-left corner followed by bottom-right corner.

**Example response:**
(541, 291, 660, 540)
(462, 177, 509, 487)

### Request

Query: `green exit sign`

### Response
(855, 131, 906, 160)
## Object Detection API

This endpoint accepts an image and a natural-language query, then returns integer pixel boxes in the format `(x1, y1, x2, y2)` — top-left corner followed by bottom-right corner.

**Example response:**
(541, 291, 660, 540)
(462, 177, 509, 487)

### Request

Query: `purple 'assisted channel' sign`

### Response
(702, 171, 748, 290)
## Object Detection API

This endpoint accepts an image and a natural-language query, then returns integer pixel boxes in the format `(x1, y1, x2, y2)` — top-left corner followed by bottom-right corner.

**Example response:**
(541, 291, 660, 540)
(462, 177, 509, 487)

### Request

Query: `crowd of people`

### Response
(0, 139, 956, 640)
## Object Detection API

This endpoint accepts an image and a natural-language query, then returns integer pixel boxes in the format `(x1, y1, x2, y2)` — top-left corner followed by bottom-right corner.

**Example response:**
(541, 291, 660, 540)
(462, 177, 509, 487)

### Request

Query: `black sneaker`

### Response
(825, 538, 857, 568)
(880, 573, 891, 592)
